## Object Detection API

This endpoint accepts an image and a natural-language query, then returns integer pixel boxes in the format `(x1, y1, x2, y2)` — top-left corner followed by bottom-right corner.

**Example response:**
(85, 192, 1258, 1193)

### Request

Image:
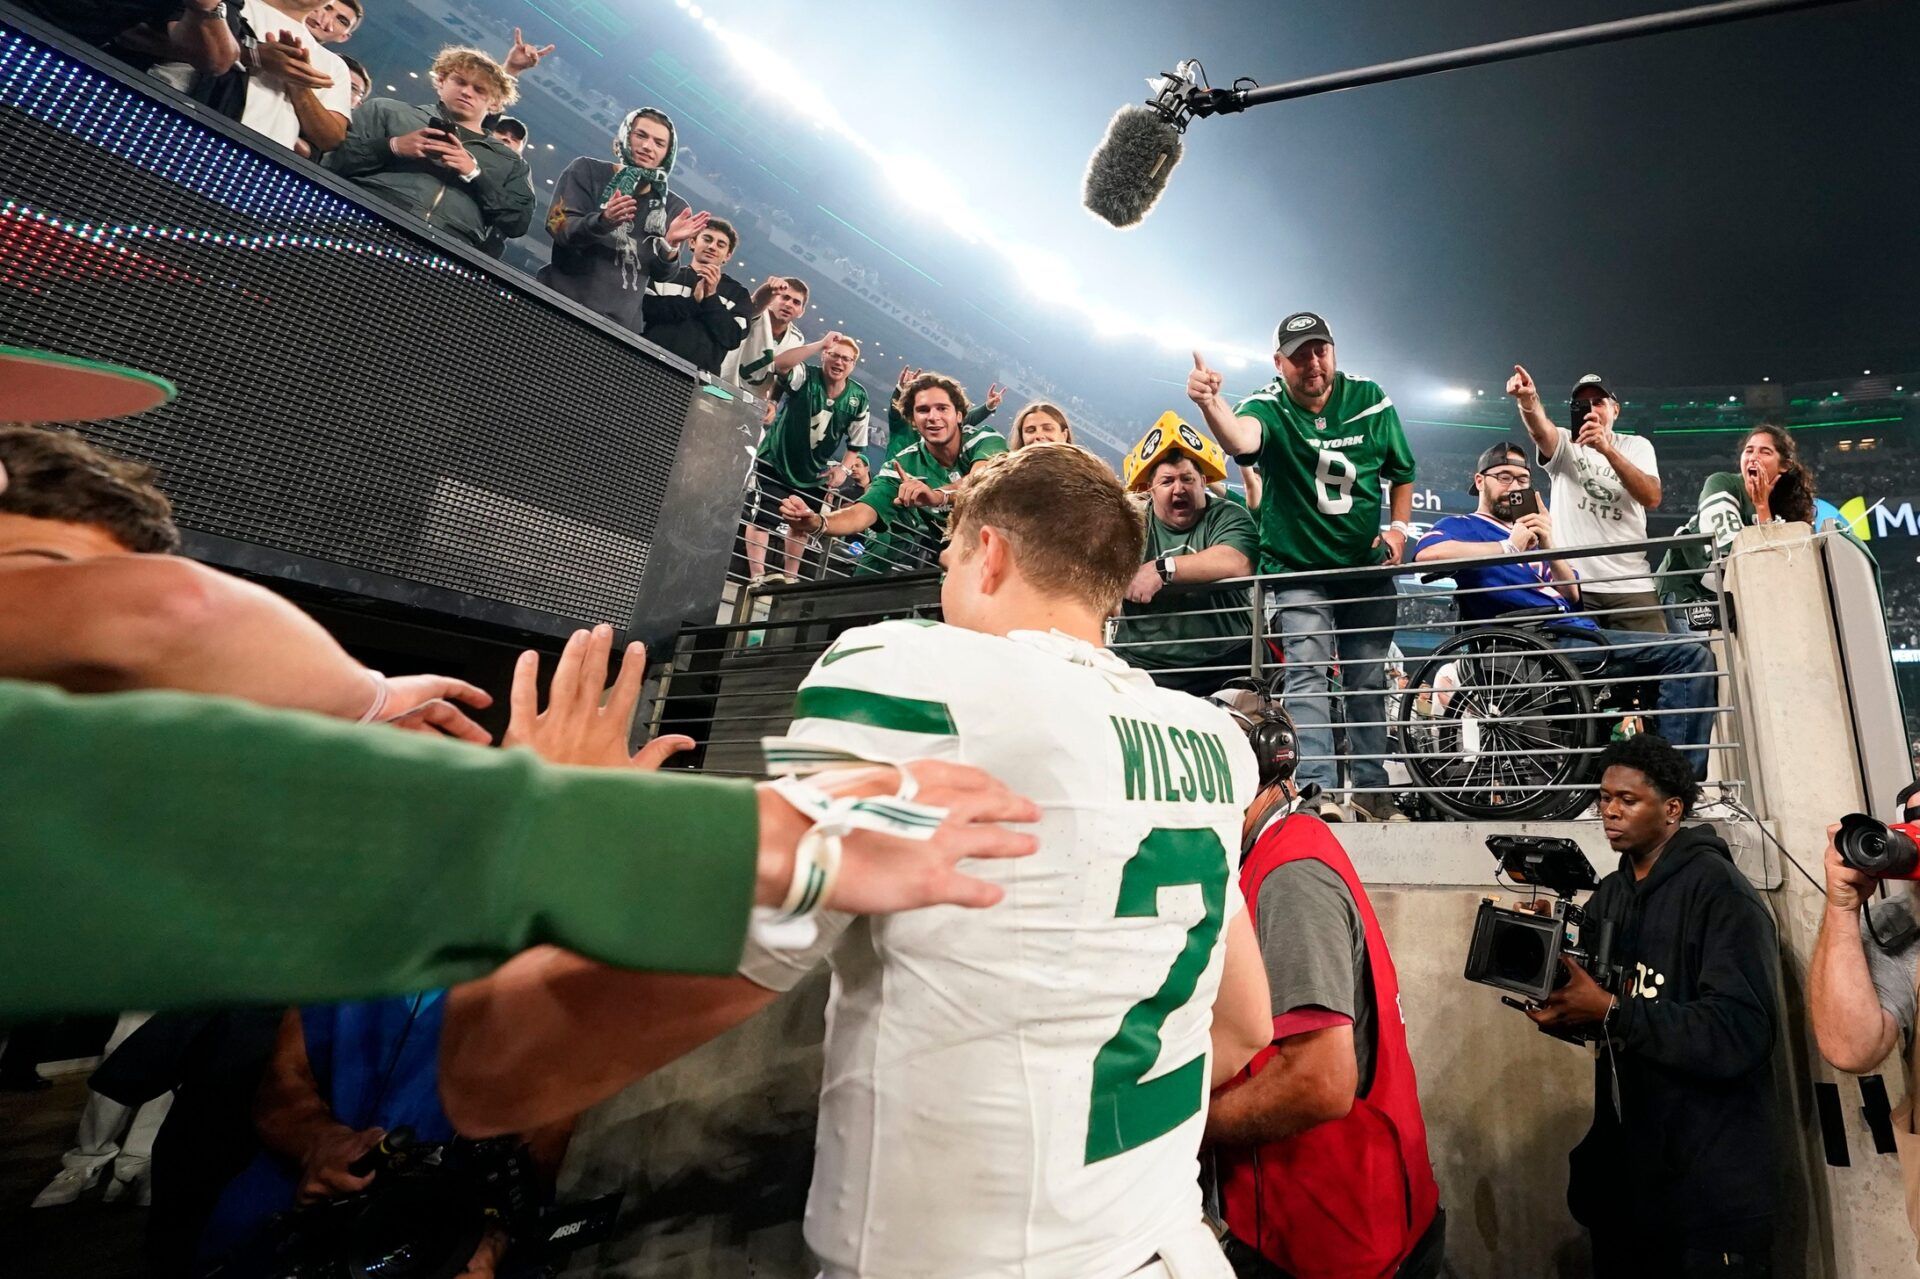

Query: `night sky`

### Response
(501, 0, 1920, 412)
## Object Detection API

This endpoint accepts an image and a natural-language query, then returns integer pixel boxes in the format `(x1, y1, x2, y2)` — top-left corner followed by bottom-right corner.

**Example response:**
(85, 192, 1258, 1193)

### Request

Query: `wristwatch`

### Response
(1156, 553, 1178, 584)
(192, 1, 228, 19)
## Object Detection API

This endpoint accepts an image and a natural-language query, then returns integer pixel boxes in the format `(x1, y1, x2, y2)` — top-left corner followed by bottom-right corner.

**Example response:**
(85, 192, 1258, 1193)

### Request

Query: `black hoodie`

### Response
(1566, 824, 1783, 1247)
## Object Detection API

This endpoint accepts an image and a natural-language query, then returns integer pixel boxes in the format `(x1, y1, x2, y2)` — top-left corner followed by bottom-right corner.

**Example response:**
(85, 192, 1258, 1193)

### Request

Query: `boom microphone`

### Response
(1083, 0, 1870, 228)
(1082, 103, 1184, 230)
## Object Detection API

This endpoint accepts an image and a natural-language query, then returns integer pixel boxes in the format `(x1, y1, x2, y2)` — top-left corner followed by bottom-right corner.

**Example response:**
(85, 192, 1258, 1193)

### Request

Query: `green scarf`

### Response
(599, 107, 675, 205)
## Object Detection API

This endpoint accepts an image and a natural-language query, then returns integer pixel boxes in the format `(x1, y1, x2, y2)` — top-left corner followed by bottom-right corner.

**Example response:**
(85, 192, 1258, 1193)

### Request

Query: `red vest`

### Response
(1218, 814, 1439, 1279)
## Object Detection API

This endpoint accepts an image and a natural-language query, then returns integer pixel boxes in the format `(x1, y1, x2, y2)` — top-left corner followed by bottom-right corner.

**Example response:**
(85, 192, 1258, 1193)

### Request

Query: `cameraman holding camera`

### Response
(1810, 799, 1920, 1249)
(1524, 735, 1782, 1276)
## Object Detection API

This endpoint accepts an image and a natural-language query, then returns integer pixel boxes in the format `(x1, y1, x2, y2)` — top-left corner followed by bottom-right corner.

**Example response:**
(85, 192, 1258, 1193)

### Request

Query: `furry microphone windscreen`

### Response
(1083, 104, 1184, 229)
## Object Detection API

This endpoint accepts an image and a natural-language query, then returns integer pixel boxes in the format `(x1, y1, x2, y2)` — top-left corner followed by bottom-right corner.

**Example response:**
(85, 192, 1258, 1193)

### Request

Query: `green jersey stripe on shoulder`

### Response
(793, 685, 957, 735)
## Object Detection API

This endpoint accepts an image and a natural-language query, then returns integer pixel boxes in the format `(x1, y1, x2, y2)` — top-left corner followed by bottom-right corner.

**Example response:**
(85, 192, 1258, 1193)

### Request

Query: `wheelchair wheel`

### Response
(1398, 626, 1598, 821)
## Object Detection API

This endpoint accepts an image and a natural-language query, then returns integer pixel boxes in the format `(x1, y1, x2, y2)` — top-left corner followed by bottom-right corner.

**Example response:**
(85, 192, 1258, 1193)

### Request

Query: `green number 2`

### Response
(1085, 827, 1229, 1165)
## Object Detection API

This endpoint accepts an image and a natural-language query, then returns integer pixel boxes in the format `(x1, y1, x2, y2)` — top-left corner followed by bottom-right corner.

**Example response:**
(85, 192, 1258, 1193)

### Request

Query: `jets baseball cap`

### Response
(1571, 373, 1617, 401)
(1470, 442, 1529, 495)
(1273, 311, 1333, 357)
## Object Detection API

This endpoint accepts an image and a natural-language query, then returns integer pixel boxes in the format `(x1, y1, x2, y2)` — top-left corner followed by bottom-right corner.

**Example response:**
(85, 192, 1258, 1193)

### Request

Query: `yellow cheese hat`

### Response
(1122, 411, 1228, 492)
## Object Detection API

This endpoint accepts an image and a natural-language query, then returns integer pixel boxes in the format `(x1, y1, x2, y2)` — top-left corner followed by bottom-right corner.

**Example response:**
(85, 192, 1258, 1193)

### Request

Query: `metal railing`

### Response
(669, 520, 1751, 822)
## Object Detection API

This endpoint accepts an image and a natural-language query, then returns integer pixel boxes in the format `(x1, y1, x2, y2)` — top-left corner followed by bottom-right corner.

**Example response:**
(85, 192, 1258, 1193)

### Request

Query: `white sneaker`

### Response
(32, 1163, 103, 1208)
(1315, 798, 1346, 823)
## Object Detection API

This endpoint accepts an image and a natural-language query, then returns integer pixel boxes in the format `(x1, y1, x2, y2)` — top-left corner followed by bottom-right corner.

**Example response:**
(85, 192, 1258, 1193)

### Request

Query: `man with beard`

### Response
(1520, 734, 1782, 1276)
(1188, 313, 1416, 823)
(744, 331, 871, 583)
(723, 276, 809, 397)
(538, 107, 709, 335)
(1112, 418, 1257, 697)
(778, 371, 1004, 575)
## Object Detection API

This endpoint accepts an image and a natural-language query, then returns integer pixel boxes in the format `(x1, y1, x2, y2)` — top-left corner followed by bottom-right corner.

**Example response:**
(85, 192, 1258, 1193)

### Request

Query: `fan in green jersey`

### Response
(782, 372, 1007, 575)
(1658, 422, 1820, 611)
(742, 330, 871, 583)
(1183, 312, 1415, 822)
(886, 365, 1004, 457)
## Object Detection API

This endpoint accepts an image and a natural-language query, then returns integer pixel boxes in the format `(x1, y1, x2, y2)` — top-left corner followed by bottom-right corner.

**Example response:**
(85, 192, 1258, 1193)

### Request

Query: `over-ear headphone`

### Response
(1209, 676, 1298, 791)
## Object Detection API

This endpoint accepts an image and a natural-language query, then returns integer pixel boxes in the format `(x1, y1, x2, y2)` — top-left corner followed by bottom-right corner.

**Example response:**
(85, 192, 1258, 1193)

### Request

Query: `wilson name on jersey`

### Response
(750, 619, 1258, 1278)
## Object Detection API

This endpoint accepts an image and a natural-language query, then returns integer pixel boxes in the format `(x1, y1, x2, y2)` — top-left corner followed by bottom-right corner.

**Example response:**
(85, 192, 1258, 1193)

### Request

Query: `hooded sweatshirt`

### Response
(536, 109, 689, 335)
(643, 263, 753, 375)
(1566, 824, 1783, 1246)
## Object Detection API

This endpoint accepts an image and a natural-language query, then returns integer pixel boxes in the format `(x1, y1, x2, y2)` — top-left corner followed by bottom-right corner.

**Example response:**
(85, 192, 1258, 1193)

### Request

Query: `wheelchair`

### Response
(1396, 609, 1654, 821)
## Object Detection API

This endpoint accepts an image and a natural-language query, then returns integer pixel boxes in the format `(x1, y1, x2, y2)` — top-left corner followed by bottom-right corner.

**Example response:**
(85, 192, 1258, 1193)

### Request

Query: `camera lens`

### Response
(1490, 923, 1550, 986)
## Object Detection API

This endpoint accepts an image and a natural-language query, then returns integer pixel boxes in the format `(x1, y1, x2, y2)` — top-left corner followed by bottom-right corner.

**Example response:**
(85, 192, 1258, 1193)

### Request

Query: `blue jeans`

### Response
(1554, 627, 1717, 777)
(1269, 578, 1396, 790)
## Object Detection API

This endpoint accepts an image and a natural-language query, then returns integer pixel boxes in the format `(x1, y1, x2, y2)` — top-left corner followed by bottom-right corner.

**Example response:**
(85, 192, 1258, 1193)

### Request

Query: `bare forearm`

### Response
(164, 7, 239, 74)
(0, 558, 375, 719)
(773, 338, 826, 375)
(440, 948, 776, 1136)
(1389, 482, 1413, 525)
(1518, 401, 1559, 458)
(1204, 1039, 1354, 1146)
(289, 91, 346, 154)
(822, 503, 880, 537)
(254, 1014, 340, 1161)
(1173, 544, 1252, 585)
(1196, 397, 1261, 458)
(1810, 907, 1901, 1072)
(1603, 448, 1662, 508)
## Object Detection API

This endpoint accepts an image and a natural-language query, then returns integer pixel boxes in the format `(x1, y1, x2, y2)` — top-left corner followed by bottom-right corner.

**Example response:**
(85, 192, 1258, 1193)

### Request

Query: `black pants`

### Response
(1223, 1207, 1446, 1279)
(1590, 1226, 1772, 1278)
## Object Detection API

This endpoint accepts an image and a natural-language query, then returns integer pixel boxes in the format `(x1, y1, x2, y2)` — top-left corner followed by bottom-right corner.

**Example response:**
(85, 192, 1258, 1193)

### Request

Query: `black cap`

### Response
(1273, 311, 1333, 357)
(1470, 442, 1528, 495)
(1571, 373, 1616, 401)
(492, 115, 528, 142)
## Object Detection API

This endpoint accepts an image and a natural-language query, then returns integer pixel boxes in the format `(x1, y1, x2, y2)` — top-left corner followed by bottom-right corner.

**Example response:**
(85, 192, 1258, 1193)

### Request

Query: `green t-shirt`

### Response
(848, 427, 1007, 577)
(1115, 497, 1259, 671)
(756, 364, 872, 489)
(1234, 371, 1415, 572)
(884, 400, 996, 459)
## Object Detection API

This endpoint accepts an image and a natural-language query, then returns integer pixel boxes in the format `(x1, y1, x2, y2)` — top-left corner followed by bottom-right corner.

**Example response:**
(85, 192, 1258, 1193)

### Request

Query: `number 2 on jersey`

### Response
(1314, 447, 1356, 515)
(1085, 828, 1229, 1164)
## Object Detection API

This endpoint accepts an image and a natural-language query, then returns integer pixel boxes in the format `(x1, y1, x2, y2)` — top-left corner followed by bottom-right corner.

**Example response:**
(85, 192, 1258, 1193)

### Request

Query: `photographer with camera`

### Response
(1523, 734, 1782, 1277)
(1809, 791, 1920, 1250)
(1204, 688, 1444, 1279)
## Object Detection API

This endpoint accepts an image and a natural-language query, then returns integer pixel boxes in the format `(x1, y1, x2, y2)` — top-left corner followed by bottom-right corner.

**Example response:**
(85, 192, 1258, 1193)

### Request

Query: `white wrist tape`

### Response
(762, 767, 948, 922)
(356, 669, 389, 724)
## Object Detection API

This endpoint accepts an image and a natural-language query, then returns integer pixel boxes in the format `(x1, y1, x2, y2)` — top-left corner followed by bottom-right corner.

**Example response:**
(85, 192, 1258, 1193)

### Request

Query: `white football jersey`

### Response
(746, 621, 1258, 1279)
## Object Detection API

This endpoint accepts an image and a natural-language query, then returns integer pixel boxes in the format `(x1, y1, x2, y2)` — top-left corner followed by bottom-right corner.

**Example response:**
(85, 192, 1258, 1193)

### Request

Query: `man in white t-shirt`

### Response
(151, 0, 353, 154)
(721, 274, 808, 397)
(1505, 367, 1666, 632)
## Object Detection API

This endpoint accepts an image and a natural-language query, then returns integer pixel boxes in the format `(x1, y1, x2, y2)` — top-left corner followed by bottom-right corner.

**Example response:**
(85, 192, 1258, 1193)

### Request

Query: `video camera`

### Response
(1463, 835, 1625, 1042)
(212, 1128, 618, 1279)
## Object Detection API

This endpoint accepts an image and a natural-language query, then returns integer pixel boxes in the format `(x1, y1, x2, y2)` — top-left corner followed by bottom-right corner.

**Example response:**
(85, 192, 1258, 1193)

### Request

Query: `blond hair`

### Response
(1009, 401, 1072, 449)
(430, 46, 517, 108)
(950, 445, 1142, 613)
(828, 334, 862, 359)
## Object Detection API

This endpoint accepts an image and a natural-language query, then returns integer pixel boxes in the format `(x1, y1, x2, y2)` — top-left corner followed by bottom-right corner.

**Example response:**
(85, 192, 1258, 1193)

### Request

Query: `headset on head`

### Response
(1209, 675, 1298, 792)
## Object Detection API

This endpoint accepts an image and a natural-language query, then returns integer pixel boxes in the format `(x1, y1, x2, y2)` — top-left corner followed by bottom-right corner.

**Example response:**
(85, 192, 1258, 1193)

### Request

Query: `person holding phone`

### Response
(1413, 443, 1717, 777)
(1505, 368, 1666, 633)
(323, 46, 532, 251)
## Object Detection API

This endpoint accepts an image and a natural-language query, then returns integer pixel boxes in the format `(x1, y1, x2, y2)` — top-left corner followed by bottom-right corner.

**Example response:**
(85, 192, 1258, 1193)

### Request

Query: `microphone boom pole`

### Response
(1190, 0, 1872, 118)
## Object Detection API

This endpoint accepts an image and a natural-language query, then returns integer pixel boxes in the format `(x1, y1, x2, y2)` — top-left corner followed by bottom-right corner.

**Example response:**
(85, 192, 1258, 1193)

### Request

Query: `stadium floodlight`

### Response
(1084, 0, 1871, 229)
(1438, 387, 1474, 406)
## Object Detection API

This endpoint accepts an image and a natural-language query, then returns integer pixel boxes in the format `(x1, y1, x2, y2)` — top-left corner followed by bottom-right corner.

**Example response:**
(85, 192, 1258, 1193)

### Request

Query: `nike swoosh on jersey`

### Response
(820, 643, 884, 667)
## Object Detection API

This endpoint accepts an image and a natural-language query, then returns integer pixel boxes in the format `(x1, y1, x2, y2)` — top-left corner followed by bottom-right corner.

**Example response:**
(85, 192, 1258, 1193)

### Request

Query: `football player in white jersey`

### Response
(438, 444, 1272, 1278)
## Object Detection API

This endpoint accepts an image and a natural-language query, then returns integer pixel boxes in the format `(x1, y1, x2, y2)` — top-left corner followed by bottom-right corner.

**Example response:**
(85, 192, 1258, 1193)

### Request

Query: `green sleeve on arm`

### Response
(860, 472, 901, 527)
(1380, 407, 1416, 484)
(0, 680, 758, 1020)
(323, 99, 402, 178)
(1216, 501, 1259, 562)
(963, 404, 994, 427)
